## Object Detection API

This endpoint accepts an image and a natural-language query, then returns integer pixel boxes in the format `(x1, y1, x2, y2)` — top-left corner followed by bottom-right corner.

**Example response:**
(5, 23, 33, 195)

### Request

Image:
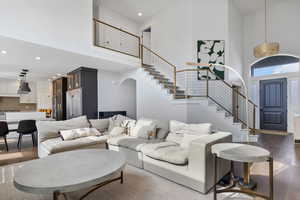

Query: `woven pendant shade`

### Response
(254, 0, 280, 58)
(254, 42, 279, 58)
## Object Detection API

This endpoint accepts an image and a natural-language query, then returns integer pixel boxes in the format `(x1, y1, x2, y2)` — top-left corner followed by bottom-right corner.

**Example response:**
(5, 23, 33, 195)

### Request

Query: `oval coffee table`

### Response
(14, 149, 126, 200)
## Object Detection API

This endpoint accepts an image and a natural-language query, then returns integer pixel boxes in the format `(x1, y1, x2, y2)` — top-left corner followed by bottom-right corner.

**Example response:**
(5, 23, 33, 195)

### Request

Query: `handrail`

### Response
(93, 18, 141, 58)
(176, 68, 208, 73)
(207, 68, 258, 108)
(141, 45, 177, 95)
(141, 45, 176, 69)
(178, 67, 258, 108)
(175, 66, 258, 130)
(93, 18, 140, 39)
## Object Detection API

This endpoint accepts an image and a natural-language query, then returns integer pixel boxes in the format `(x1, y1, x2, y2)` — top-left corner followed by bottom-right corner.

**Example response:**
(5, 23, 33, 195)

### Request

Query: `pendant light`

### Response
(17, 69, 31, 94)
(254, 0, 280, 58)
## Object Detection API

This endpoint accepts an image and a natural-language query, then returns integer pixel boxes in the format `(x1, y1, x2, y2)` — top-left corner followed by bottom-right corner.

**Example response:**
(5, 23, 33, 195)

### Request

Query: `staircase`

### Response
(142, 64, 186, 99)
(141, 63, 257, 142)
(140, 45, 258, 142)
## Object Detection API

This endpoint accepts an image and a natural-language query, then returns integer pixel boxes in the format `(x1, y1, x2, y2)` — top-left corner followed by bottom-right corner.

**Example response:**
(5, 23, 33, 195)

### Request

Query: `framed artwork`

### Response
(197, 40, 225, 80)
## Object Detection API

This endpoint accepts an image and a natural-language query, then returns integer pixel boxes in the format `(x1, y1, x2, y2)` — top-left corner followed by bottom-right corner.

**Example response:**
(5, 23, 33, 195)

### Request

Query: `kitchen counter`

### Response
(5, 112, 47, 123)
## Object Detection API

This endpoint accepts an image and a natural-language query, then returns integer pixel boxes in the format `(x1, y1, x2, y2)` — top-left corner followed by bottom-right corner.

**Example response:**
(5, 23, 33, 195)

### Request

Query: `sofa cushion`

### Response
(37, 116, 91, 142)
(89, 119, 109, 132)
(60, 128, 102, 141)
(180, 133, 206, 149)
(41, 135, 108, 154)
(142, 142, 188, 165)
(166, 133, 184, 144)
(107, 135, 161, 151)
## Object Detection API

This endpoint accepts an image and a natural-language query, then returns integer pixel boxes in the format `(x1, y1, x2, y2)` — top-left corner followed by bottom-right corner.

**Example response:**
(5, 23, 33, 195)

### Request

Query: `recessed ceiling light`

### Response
(35, 56, 41, 60)
(1, 50, 7, 54)
(57, 73, 62, 76)
(138, 12, 142, 16)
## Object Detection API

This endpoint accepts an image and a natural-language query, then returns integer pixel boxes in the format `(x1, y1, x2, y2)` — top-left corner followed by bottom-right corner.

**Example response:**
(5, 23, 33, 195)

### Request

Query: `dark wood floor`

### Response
(245, 134, 300, 200)
(0, 134, 299, 199)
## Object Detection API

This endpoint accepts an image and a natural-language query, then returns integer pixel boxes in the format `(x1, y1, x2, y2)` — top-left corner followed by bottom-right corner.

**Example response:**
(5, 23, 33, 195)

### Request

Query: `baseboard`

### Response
(294, 139, 300, 144)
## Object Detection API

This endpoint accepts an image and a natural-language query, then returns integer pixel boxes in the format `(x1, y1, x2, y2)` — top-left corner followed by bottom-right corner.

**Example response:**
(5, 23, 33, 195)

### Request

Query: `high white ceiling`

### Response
(0, 36, 136, 81)
(98, 0, 173, 24)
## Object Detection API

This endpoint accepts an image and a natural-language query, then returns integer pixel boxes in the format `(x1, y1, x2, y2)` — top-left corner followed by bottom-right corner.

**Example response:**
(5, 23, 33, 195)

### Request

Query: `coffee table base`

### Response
(213, 156, 273, 200)
(53, 171, 124, 200)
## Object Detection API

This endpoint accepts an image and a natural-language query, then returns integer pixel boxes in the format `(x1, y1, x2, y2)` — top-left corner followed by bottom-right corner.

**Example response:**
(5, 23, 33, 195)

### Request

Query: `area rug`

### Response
(0, 162, 252, 200)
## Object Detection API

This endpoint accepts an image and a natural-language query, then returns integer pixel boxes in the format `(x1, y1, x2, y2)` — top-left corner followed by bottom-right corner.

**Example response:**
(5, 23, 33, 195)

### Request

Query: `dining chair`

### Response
(17, 120, 37, 150)
(0, 121, 9, 151)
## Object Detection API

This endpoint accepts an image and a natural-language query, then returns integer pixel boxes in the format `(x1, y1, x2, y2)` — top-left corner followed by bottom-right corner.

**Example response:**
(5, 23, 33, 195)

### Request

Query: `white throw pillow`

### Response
(60, 128, 102, 141)
(121, 119, 137, 135)
(131, 119, 156, 138)
(169, 120, 188, 133)
(170, 120, 212, 136)
(108, 115, 131, 131)
(180, 133, 205, 149)
(109, 127, 126, 136)
(89, 119, 109, 132)
(131, 124, 156, 139)
(188, 123, 212, 135)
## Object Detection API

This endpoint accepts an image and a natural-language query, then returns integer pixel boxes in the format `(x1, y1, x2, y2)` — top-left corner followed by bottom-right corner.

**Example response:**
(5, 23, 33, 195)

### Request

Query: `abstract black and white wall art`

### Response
(197, 40, 225, 80)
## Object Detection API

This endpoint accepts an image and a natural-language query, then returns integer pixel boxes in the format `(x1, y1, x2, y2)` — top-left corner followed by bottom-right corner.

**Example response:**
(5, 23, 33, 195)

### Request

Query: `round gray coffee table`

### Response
(14, 149, 126, 200)
(212, 143, 273, 200)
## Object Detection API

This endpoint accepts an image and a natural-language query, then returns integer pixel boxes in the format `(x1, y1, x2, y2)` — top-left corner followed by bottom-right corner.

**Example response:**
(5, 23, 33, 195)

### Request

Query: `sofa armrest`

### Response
(188, 132, 232, 193)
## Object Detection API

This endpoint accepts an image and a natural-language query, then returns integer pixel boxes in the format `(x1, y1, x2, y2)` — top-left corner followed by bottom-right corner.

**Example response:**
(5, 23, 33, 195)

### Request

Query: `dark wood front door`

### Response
(260, 78, 287, 131)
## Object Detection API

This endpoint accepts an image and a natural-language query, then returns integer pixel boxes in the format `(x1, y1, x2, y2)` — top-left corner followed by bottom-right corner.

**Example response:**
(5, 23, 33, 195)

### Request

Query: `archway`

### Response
(119, 78, 137, 119)
(249, 54, 300, 132)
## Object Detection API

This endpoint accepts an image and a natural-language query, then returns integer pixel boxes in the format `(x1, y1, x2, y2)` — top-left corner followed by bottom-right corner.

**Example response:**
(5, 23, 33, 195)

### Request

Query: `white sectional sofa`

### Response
(37, 116, 108, 158)
(106, 117, 232, 193)
(36, 115, 232, 194)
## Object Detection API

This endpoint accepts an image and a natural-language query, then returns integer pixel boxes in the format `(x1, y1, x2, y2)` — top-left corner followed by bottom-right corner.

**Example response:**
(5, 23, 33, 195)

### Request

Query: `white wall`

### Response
(94, 5, 140, 57)
(0, 0, 140, 68)
(139, 0, 234, 84)
(191, 0, 230, 68)
(244, 0, 300, 133)
(96, 5, 139, 35)
(139, 0, 193, 81)
(228, 0, 244, 82)
(243, 0, 300, 78)
(98, 71, 137, 119)
(122, 69, 188, 123)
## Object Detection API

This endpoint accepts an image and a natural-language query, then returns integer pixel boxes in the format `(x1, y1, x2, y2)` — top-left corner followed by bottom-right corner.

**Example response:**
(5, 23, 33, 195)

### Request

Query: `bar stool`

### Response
(0, 121, 9, 151)
(17, 120, 37, 150)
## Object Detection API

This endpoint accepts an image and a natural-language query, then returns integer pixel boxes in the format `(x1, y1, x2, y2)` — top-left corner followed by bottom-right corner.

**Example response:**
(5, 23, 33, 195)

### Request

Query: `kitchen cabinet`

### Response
(0, 79, 20, 97)
(67, 71, 81, 90)
(36, 81, 52, 109)
(52, 77, 67, 120)
(67, 67, 98, 119)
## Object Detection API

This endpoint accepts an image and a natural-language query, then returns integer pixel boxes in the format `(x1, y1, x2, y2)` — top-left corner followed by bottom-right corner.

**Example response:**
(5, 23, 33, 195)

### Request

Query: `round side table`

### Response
(212, 143, 273, 200)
